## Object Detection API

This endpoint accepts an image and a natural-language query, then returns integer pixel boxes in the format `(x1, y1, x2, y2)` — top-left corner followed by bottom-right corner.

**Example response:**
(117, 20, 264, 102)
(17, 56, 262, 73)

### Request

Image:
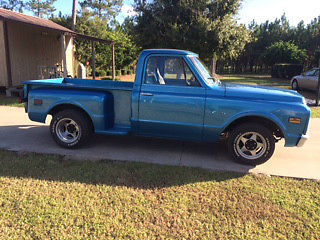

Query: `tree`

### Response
(71, 0, 78, 31)
(51, 7, 140, 73)
(0, 0, 24, 12)
(80, 0, 123, 20)
(133, 0, 250, 67)
(263, 41, 307, 66)
(26, 0, 56, 18)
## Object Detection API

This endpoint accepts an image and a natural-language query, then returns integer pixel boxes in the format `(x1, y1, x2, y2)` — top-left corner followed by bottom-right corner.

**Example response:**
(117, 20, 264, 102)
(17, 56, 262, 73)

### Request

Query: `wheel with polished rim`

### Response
(227, 123, 275, 165)
(50, 109, 92, 148)
(291, 79, 299, 90)
(56, 118, 80, 144)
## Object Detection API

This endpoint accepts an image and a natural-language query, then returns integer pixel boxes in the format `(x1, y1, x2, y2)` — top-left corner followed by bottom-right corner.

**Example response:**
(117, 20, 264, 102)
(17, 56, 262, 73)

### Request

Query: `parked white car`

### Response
(291, 68, 319, 91)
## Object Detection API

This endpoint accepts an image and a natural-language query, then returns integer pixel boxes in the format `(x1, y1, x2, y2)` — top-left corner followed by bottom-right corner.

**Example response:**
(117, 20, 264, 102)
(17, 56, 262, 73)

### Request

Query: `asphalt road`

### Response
(0, 106, 319, 180)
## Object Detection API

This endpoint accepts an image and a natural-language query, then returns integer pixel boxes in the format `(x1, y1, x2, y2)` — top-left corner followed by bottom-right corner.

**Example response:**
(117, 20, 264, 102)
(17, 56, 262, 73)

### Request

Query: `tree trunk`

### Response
(211, 57, 217, 76)
(71, 0, 77, 31)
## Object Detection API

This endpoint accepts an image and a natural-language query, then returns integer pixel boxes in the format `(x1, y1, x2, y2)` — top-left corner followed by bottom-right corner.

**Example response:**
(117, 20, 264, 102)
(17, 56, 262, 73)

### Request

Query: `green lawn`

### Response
(311, 107, 320, 118)
(220, 74, 291, 88)
(0, 149, 319, 239)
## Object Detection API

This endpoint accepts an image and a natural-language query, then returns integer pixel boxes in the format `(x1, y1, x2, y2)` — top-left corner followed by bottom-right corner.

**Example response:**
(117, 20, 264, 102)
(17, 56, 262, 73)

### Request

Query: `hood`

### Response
(223, 83, 304, 104)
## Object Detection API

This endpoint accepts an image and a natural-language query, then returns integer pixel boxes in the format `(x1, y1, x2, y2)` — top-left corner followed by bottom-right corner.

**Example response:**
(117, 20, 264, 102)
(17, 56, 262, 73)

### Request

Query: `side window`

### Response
(305, 69, 316, 76)
(144, 56, 200, 87)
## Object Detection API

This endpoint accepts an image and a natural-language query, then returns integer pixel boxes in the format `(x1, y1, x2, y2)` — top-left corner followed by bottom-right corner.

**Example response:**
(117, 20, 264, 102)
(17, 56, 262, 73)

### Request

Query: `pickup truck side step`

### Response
(96, 126, 130, 136)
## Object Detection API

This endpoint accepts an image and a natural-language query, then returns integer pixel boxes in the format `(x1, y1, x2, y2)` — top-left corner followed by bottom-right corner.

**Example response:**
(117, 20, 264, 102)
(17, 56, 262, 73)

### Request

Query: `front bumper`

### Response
(297, 134, 309, 147)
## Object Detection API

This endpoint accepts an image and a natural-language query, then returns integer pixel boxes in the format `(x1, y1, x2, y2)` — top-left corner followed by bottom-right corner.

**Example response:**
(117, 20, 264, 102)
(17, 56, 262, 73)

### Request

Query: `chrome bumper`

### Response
(297, 134, 309, 147)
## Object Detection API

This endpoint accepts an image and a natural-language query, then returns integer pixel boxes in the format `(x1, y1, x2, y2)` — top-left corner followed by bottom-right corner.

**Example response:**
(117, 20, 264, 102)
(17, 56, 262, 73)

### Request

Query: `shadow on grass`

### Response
(0, 149, 246, 189)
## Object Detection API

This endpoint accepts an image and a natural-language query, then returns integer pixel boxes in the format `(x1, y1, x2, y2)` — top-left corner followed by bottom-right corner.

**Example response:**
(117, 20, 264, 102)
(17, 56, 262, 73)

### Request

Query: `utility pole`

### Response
(316, 58, 320, 106)
(71, 0, 77, 31)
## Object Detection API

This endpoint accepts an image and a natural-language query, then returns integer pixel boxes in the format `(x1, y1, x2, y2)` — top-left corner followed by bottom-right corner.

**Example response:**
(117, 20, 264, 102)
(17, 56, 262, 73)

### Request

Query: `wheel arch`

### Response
(48, 104, 94, 131)
(222, 115, 285, 139)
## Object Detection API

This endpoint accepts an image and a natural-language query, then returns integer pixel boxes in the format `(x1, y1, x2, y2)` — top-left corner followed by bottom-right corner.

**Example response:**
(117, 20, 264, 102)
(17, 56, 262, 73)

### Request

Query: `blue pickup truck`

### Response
(23, 49, 310, 165)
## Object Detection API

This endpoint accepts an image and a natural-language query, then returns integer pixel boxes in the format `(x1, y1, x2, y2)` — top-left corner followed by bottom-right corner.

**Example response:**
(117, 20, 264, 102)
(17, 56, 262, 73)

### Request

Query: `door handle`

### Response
(141, 92, 153, 96)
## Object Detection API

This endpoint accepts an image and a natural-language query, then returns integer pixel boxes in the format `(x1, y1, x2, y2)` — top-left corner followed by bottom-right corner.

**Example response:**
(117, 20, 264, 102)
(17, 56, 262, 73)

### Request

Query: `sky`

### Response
(52, 0, 320, 27)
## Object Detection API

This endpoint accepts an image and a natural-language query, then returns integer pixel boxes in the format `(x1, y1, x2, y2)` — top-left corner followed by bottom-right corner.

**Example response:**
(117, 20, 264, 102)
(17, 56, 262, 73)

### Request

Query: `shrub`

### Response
(271, 64, 303, 79)
(96, 69, 106, 77)
(106, 70, 112, 76)
(263, 41, 307, 66)
(116, 70, 121, 76)
(121, 69, 127, 75)
(127, 70, 133, 75)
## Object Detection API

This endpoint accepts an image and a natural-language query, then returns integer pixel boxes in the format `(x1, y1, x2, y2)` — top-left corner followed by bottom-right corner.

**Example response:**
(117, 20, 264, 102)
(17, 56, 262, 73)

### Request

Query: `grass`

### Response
(311, 107, 320, 118)
(0, 149, 319, 239)
(219, 74, 291, 89)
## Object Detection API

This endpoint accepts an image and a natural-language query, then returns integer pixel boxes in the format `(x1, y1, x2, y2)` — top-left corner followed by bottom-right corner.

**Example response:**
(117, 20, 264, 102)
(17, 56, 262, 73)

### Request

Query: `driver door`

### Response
(138, 55, 205, 141)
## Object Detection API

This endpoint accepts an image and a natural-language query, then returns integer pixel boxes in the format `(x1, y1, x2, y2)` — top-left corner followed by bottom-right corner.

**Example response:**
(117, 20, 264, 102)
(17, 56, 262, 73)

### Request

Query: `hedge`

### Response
(115, 70, 121, 76)
(271, 64, 303, 79)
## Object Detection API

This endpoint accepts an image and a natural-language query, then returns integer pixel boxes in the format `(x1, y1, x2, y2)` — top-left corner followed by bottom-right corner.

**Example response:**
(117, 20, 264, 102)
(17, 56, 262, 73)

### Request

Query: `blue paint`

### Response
(23, 49, 311, 148)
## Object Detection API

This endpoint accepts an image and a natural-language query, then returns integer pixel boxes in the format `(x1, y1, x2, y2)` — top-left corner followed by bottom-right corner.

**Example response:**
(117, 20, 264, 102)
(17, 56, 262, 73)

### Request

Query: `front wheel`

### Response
(50, 110, 92, 148)
(227, 123, 275, 165)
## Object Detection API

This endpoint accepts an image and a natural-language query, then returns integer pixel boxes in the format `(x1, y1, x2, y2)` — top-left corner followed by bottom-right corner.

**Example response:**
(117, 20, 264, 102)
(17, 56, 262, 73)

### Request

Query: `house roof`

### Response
(0, 8, 113, 44)
(0, 8, 74, 34)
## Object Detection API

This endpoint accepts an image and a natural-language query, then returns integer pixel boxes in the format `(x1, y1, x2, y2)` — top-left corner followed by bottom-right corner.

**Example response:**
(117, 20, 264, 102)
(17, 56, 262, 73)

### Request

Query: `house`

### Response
(0, 8, 77, 88)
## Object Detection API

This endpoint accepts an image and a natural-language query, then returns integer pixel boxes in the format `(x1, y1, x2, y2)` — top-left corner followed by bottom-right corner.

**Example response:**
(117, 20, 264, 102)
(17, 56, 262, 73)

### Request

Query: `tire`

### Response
(227, 123, 275, 166)
(291, 79, 299, 90)
(50, 109, 92, 148)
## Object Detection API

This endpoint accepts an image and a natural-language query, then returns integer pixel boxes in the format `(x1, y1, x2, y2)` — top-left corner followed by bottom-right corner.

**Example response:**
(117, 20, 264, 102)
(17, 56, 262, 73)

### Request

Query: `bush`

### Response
(116, 70, 121, 76)
(106, 70, 112, 76)
(96, 69, 106, 77)
(121, 69, 127, 75)
(271, 64, 303, 79)
(263, 41, 307, 66)
(127, 70, 133, 75)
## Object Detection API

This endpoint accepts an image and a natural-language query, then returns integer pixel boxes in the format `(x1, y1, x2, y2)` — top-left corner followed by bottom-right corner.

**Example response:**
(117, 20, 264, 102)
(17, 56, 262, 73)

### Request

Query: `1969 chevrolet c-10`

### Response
(22, 49, 311, 165)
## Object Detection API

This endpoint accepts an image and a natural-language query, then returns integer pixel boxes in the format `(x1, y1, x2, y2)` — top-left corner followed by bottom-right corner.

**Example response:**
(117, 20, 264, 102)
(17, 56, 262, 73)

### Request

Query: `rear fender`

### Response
(27, 89, 114, 131)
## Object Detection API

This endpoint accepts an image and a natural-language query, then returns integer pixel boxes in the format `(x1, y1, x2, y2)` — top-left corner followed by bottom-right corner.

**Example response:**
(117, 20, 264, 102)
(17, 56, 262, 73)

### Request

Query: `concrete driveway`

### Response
(0, 106, 319, 180)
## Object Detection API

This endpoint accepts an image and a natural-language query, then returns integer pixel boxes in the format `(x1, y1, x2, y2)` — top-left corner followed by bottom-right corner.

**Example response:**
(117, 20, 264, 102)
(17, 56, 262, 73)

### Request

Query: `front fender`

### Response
(203, 109, 288, 144)
(220, 111, 287, 138)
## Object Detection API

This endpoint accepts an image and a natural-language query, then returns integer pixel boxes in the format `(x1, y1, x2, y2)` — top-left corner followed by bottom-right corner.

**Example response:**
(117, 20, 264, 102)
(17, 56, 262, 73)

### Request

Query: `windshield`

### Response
(190, 57, 216, 85)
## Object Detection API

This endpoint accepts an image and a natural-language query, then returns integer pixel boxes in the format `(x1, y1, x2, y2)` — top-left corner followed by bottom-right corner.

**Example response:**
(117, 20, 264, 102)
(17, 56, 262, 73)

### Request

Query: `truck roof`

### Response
(141, 49, 198, 56)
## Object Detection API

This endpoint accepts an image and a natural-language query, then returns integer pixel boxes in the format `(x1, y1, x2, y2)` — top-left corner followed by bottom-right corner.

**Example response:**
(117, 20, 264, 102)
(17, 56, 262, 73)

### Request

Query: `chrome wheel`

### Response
(236, 132, 267, 160)
(55, 118, 80, 144)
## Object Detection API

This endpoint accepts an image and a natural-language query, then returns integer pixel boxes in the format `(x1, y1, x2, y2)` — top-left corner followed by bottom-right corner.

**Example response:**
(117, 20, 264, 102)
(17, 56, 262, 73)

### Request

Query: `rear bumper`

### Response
(297, 134, 309, 147)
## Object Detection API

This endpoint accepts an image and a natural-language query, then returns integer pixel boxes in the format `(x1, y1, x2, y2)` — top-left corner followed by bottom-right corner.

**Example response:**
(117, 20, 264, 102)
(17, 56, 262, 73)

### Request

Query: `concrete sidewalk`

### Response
(0, 106, 319, 180)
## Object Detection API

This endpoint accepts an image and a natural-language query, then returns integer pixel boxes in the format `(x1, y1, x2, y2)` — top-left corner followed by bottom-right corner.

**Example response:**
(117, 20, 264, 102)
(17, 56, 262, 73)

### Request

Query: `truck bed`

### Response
(24, 78, 134, 91)
(24, 78, 134, 133)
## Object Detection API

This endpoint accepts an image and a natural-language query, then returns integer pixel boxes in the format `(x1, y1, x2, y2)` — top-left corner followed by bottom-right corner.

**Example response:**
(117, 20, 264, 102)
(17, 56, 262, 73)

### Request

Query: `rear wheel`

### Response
(227, 123, 275, 165)
(50, 110, 92, 148)
(291, 79, 299, 90)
